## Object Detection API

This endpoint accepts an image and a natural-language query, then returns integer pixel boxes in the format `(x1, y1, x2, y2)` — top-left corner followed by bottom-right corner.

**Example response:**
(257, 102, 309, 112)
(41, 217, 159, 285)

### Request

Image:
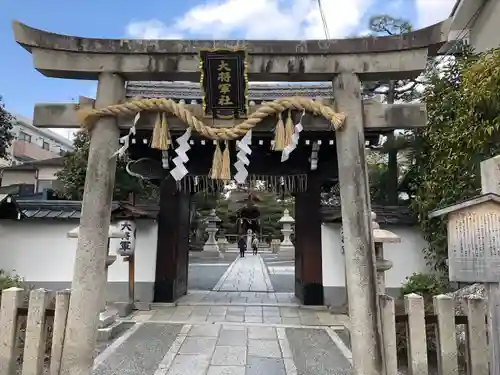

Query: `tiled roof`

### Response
(0, 199, 158, 220)
(0, 196, 416, 225)
(320, 204, 417, 226)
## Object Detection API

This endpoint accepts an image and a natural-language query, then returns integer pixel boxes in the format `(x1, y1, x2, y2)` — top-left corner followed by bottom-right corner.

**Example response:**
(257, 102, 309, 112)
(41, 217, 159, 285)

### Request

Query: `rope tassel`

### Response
(210, 141, 223, 179)
(285, 110, 294, 147)
(273, 112, 285, 151)
(220, 141, 231, 180)
(151, 112, 170, 150)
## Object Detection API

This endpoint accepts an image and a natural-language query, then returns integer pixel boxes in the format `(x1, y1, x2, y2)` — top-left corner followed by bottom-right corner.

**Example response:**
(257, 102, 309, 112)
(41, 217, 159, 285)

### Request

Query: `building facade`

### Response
(0, 114, 73, 167)
(0, 157, 64, 193)
(0, 199, 428, 307)
(448, 0, 500, 53)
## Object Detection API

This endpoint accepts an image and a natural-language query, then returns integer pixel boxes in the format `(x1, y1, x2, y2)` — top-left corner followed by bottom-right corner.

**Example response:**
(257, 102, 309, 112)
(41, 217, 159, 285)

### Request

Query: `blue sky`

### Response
(0, 0, 455, 134)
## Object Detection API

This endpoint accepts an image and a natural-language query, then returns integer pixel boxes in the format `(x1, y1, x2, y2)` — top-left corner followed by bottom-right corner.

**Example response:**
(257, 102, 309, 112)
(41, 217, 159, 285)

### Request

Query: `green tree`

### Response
(256, 192, 294, 239)
(364, 15, 420, 204)
(409, 45, 500, 272)
(0, 96, 14, 158)
(55, 131, 155, 201)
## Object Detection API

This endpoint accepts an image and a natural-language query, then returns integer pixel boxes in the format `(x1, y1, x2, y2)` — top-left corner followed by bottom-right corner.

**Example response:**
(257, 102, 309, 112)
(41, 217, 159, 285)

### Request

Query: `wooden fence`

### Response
(381, 293, 488, 375)
(0, 287, 71, 375)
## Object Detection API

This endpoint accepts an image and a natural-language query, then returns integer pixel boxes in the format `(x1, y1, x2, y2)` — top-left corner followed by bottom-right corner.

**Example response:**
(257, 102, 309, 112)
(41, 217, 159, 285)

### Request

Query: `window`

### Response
(42, 141, 50, 150)
(19, 132, 31, 143)
(37, 180, 53, 193)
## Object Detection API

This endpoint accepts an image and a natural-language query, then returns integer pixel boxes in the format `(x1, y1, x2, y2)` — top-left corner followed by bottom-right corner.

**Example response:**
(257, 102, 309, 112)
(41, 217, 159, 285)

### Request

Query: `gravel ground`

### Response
(15, 322, 135, 375)
(286, 327, 353, 375)
(92, 323, 182, 375)
(188, 264, 230, 290)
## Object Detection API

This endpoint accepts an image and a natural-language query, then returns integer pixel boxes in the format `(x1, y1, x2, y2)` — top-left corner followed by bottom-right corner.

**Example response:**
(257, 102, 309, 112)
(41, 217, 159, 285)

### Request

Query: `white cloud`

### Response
(415, 0, 456, 28)
(126, 0, 374, 40)
(126, 20, 184, 39)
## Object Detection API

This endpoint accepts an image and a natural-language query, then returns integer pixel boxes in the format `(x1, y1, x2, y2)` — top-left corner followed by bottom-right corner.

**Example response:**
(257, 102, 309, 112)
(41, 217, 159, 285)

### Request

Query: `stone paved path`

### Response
(93, 317, 352, 375)
(177, 291, 298, 305)
(92, 250, 352, 375)
(213, 255, 273, 292)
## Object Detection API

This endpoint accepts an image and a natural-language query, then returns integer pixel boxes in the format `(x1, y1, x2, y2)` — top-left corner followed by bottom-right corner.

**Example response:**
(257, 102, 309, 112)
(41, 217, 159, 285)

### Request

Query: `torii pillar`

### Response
(60, 73, 125, 375)
(334, 73, 384, 375)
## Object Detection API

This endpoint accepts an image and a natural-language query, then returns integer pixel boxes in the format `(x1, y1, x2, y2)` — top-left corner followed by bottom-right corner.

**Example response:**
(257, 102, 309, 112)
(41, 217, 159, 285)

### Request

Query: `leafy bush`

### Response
(400, 272, 449, 299)
(0, 269, 24, 291)
(410, 47, 500, 272)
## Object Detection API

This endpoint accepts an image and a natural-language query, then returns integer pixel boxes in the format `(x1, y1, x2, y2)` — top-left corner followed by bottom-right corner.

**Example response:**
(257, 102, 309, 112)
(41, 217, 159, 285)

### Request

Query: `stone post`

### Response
(203, 209, 221, 252)
(333, 72, 384, 375)
(60, 72, 125, 375)
(217, 236, 228, 252)
(371, 212, 400, 295)
(278, 209, 295, 254)
(480, 155, 500, 375)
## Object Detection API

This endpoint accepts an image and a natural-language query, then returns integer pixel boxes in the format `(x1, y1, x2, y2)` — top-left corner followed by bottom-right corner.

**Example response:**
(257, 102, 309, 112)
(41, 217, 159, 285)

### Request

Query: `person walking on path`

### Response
(252, 235, 259, 255)
(238, 235, 246, 257)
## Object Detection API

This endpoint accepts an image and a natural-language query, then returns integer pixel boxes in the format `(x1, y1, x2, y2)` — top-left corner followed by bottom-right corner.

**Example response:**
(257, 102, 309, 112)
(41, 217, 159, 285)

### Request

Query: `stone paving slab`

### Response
(137, 304, 346, 327)
(176, 291, 299, 305)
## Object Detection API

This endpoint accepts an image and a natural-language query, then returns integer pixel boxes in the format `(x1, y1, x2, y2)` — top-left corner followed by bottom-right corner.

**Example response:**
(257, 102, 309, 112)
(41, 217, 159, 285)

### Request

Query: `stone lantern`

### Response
(67, 224, 123, 339)
(203, 209, 221, 253)
(278, 209, 295, 254)
(371, 212, 401, 294)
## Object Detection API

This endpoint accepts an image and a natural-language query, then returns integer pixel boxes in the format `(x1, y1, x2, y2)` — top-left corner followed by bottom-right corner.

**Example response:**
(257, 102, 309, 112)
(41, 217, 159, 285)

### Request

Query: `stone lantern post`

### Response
(278, 209, 295, 254)
(203, 209, 221, 253)
(371, 212, 401, 294)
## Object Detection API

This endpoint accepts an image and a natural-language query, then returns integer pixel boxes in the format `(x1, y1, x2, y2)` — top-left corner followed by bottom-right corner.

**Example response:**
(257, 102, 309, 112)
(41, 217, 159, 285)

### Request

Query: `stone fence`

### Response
(383, 293, 487, 375)
(0, 287, 71, 375)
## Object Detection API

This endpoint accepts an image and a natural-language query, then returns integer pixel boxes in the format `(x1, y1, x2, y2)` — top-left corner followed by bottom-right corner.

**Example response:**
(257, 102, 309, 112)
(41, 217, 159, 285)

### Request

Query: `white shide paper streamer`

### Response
(170, 128, 192, 181)
(234, 130, 252, 184)
(113, 112, 140, 158)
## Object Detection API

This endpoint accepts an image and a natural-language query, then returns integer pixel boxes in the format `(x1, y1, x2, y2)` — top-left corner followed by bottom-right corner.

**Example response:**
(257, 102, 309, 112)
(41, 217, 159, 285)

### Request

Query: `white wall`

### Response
(0, 220, 158, 284)
(321, 223, 429, 293)
(470, 0, 500, 53)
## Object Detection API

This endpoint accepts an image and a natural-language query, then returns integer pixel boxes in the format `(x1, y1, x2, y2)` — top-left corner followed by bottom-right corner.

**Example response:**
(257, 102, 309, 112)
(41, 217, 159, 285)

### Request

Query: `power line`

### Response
(316, 0, 482, 73)
(317, 0, 330, 40)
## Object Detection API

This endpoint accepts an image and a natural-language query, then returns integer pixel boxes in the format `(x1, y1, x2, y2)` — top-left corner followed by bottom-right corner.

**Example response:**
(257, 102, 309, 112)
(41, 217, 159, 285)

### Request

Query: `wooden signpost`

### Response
(429, 156, 500, 375)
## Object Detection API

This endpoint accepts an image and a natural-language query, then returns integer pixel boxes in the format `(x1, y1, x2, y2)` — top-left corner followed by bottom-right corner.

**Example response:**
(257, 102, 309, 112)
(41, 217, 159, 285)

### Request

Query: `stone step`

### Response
(98, 310, 117, 328)
(97, 320, 127, 341)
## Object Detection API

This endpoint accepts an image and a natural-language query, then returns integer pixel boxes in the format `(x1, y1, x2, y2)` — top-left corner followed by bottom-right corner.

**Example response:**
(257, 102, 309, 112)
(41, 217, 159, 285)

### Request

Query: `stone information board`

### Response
(448, 207, 500, 282)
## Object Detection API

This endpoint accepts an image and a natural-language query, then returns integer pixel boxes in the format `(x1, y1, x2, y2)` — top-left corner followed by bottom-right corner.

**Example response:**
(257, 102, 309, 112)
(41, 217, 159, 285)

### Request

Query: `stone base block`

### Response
(97, 320, 126, 341)
(135, 301, 151, 311)
(99, 310, 117, 328)
(203, 244, 220, 252)
(197, 250, 222, 259)
(114, 302, 135, 317)
(279, 245, 295, 256)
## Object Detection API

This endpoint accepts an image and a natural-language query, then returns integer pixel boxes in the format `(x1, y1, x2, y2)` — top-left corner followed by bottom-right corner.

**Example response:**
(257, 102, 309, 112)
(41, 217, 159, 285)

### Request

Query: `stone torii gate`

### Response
(12, 19, 449, 375)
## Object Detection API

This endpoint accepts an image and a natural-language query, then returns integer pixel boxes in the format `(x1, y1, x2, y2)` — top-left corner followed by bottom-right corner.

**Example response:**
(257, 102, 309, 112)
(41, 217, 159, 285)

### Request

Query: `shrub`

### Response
(400, 272, 449, 299)
(0, 269, 24, 291)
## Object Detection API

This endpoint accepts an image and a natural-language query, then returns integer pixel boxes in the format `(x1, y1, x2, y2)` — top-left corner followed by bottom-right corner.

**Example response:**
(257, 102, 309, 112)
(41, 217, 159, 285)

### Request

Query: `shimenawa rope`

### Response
(76, 96, 346, 141)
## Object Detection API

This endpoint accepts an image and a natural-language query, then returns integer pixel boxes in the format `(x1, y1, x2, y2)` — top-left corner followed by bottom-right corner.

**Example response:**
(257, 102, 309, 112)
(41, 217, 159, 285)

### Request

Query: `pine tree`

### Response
(0, 96, 14, 159)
